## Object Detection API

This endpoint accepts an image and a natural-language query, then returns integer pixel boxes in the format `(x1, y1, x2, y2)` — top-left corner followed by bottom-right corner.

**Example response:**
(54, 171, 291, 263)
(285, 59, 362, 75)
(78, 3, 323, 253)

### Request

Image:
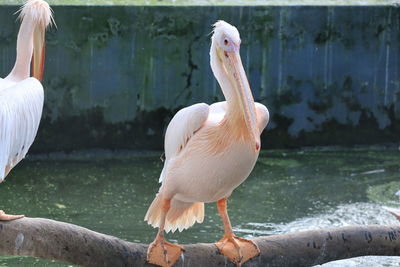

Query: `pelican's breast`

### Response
(162, 122, 259, 203)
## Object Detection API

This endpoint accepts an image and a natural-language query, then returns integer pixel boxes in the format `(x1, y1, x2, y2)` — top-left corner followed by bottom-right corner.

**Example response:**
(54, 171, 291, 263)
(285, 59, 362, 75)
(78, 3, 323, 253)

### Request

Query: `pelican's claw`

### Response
(0, 210, 24, 221)
(215, 234, 260, 267)
(147, 237, 184, 267)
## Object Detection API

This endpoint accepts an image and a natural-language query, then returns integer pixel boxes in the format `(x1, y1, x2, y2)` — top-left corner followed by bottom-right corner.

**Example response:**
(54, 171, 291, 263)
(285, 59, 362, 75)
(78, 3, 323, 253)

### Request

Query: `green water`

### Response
(0, 147, 399, 266)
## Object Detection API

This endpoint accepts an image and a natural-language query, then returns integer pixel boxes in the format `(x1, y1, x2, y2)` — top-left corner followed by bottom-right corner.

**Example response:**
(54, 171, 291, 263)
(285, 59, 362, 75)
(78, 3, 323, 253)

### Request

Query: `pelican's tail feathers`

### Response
(145, 194, 204, 233)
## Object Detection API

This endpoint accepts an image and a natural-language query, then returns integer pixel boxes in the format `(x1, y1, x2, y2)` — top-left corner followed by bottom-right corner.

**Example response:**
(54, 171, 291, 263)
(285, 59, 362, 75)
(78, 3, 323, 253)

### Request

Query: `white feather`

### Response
(159, 103, 209, 183)
(0, 78, 44, 181)
(208, 101, 227, 124)
(255, 102, 269, 133)
(19, 0, 54, 28)
(207, 101, 268, 133)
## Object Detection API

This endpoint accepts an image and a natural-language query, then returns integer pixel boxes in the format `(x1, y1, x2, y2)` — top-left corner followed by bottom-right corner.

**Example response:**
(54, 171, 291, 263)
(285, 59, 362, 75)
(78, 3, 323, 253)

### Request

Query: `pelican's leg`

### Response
(0, 165, 23, 221)
(147, 198, 184, 267)
(0, 210, 24, 221)
(215, 198, 260, 266)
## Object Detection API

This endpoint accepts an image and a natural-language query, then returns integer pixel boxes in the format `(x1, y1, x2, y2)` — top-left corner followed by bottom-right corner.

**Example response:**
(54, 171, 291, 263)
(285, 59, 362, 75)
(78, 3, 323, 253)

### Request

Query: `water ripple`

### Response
(234, 202, 400, 267)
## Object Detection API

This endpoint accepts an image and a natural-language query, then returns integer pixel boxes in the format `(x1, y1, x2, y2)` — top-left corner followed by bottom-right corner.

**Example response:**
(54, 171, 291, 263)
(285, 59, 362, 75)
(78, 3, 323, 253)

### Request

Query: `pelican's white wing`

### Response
(255, 102, 269, 133)
(159, 103, 209, 183)
(0, 78, 44, 181)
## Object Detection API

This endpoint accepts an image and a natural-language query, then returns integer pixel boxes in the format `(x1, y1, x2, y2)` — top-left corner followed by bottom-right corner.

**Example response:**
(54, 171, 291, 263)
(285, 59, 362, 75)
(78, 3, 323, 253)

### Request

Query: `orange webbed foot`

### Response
(215, 234, 260, 266)
(0, 210, 24, 221)
(147, 237, 184, 267)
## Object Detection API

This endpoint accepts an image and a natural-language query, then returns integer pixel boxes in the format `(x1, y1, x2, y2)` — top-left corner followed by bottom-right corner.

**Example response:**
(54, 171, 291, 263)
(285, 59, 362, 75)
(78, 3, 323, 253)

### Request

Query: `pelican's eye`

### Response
(221, 37, 234, 52)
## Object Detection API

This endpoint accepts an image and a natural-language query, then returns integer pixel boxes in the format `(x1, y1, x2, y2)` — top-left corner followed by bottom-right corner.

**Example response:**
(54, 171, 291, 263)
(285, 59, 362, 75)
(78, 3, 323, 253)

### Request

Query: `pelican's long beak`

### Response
(32, 23, 46, 81)
(219, 47, 260, 149)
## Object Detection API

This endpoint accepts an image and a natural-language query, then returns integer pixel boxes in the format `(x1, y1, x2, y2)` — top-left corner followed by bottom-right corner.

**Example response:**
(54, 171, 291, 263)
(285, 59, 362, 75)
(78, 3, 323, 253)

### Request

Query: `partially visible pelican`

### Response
(145, 21, 269, 267)
(383, 206, 400, 221)
(0, 0, 53, 220)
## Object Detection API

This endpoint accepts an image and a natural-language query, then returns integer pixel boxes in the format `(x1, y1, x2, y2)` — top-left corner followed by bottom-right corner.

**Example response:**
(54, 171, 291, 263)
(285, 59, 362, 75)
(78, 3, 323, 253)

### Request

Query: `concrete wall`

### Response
(0, 5, 399, 152)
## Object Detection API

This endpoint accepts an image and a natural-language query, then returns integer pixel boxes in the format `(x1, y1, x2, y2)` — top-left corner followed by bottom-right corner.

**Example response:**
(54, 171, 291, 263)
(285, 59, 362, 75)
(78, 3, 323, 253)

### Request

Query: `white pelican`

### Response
(145, 21, 269, 267)
(0, 0, 53, 221)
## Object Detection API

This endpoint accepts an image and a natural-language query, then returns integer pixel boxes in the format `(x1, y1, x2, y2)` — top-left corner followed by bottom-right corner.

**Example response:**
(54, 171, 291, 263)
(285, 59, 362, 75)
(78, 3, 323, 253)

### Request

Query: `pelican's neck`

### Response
(210, 43, 258, 139)
(5, 16, 35, 82)
(210, 43, 237, 115)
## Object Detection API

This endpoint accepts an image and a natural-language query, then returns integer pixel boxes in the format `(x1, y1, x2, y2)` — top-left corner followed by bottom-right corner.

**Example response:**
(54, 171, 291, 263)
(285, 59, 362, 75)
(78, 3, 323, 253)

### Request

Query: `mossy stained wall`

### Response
(0, 5, 399, 152)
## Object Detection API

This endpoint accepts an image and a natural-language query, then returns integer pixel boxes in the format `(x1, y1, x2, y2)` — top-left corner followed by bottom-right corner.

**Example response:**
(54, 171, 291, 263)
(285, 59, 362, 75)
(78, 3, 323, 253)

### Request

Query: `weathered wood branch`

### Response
(0, 218, 399, 267)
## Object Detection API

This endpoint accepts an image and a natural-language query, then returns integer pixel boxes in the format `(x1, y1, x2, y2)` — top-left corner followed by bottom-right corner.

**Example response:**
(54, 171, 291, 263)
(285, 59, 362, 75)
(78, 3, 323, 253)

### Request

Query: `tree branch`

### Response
(0, 218, 399, 267)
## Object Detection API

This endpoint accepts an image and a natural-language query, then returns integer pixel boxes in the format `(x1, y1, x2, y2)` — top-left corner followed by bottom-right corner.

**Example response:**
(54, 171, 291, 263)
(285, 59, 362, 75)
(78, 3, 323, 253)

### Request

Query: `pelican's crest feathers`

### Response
(18, 0, 55, 28)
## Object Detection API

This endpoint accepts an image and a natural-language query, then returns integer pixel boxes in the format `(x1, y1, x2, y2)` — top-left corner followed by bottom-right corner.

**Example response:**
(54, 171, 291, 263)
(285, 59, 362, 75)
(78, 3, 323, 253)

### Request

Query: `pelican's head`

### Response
(210, 21, 259, 148)
(212, 20, 241, 56)
(19, 0, 55, 82)
(210, 20, 248, 105)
